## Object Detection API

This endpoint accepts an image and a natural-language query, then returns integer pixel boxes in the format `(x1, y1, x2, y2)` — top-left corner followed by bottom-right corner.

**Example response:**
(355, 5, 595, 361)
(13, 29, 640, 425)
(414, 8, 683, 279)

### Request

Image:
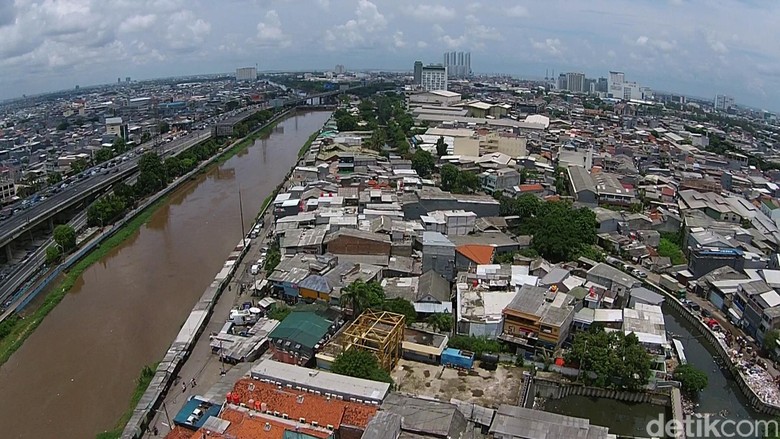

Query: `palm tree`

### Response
(340, 280, 384, 318)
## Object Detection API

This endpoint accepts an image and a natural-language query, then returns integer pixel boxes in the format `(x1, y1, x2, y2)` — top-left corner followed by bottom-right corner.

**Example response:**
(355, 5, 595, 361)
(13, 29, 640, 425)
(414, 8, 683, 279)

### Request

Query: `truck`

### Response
(659, 274, 681, 292)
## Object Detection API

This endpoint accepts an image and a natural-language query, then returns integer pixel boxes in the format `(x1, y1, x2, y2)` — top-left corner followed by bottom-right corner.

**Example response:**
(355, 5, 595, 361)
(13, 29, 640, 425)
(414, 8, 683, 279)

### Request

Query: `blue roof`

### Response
(173, 396, 222, 430)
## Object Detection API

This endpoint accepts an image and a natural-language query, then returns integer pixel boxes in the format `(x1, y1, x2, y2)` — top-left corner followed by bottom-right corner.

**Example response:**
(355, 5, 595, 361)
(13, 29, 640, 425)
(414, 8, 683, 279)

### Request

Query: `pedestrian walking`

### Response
(182, 382, 187, 393)
(191, 377, 197, 388)
(152, 426, 159, 436)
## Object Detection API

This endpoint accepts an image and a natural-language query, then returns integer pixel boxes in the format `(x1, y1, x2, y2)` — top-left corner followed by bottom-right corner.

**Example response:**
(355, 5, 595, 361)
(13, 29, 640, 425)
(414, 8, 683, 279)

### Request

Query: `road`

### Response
(0, 211, 88, 307)
(143, 209, 275, 437)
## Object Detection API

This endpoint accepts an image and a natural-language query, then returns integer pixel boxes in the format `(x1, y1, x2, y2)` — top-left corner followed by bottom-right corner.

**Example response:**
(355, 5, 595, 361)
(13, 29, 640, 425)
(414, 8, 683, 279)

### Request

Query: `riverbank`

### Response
(0, 108, 291, 368)
(119, 111, 332, 439)
(97, 363, 158, 439)
(645, 279, 780, 416)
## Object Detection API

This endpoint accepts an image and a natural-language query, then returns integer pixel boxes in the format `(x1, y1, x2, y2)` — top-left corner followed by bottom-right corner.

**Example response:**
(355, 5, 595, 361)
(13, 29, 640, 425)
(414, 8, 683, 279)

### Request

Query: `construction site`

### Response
(315, 309, 406, 371)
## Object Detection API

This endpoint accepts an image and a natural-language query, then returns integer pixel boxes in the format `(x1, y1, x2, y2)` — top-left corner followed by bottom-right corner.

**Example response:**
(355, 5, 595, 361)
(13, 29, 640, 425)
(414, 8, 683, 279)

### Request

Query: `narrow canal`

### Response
(547, 303, 773, 438)
(0, 111, 331, 439)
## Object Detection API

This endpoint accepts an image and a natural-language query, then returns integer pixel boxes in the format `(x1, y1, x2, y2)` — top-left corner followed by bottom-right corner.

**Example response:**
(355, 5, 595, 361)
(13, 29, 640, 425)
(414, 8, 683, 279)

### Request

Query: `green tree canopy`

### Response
(565, 327, 652, 391)
(382, 298, 416, 325)
(341, 279, 385, 317)
(440, 164, 480, 194)
(53, 224, 76, 252)
(435, 136, 448, 156)
(70, 158, 89, 174)
(331, 348, 393, 383)
(46, 172, 62, 186)
(45, 245, 62, 264)
(411, 148, 435, 178)
(427, 313, 453, 333)
(673, 364, 709, 395)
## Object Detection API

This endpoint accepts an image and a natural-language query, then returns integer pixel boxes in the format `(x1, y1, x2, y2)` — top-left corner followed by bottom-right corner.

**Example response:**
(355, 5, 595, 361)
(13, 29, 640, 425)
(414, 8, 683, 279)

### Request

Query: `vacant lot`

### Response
(392, 359, 525, 408)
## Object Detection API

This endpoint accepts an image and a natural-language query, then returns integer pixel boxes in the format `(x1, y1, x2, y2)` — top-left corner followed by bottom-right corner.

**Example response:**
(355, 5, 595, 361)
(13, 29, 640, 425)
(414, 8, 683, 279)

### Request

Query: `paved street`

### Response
(143, 210, 274, 436)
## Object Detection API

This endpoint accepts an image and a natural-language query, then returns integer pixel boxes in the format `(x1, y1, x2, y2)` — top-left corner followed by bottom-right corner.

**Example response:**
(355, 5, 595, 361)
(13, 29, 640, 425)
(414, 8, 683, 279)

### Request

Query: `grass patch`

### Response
(0, 196, 168, 367)
(95, 363, 158, 439)
(298, 131, 320, 158)
(214, 118, 283, 167)
(658, 237, 686, 265)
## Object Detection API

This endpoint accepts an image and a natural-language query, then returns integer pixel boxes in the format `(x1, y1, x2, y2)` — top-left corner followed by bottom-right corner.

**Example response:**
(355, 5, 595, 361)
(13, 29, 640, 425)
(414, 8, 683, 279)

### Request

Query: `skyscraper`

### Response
(421, 64, 448, 91)
(236, 67, 257, 81)
(565, 72, 585, 93)
(443, 51, 471, 78)
(413, 61, 423, 85)
(714, 95, 735, 111)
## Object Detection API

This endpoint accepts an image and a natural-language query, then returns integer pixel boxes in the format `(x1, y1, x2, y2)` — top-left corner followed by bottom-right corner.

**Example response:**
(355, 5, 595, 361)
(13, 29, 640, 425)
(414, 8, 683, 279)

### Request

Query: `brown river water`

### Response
(0, 111, 331, 438)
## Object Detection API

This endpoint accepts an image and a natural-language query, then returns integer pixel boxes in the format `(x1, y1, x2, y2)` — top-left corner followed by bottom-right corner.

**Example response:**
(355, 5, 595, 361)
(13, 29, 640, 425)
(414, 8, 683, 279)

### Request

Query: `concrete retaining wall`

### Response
(534, 376, 671, 406)
(120, 108, 327, 439)
(643, 280, 780, 417)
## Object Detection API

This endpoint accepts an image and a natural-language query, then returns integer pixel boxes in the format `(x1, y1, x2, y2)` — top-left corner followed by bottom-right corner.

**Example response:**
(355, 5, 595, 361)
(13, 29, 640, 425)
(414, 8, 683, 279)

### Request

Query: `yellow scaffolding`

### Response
(341, 309, 405, 372)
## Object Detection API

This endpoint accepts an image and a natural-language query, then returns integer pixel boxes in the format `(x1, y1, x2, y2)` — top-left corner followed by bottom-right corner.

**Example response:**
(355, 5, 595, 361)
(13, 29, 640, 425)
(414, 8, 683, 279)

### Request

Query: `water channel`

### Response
(0, 111, 331, 439)
(546, 304, 773, 438)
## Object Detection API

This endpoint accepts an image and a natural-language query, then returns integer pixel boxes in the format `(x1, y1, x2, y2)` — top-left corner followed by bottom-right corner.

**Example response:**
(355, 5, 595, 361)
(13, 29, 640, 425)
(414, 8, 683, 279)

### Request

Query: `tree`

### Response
(519, 201, 596, 263)
(268, 304, 292, 322)
(331, 349, 393, 383)
(141, 132, 151, 143)
(335, 113, 358, 131)
(765, 330, 780, 358)
(136, 152, 167, 195)
(341, 279, 385, 317)
(53, 224, 77, 252)
(435, 136, 448, 156)
(264, 243, 281, 274)
(46, 172, 62, 186)
(674, 364, 709, 394)
(225, 100, 240, 111)
(565, 327, 652, 390)
(70, 158, 88, 174)
(411, 149, 435, 178)
(440, 164, 460, 192)
(45, 245, 62, 264)
(658, 238, 686, 265)
(158, 121, 170, 134)
(57, 121, 69, 131)
(382, 298, 416, 325)
(427, 313, 453, 333)
(94, 147, 115, 164)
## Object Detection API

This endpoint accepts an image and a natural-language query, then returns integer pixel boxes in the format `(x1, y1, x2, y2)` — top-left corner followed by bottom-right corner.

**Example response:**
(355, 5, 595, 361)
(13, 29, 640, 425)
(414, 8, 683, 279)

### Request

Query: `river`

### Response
(546, 304, 773, 438)
(0, 111, 331, 439)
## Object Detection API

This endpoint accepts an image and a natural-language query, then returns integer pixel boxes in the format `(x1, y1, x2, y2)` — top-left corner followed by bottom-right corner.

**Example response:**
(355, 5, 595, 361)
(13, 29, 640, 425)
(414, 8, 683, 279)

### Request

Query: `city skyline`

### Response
(1, 0, 779, 109)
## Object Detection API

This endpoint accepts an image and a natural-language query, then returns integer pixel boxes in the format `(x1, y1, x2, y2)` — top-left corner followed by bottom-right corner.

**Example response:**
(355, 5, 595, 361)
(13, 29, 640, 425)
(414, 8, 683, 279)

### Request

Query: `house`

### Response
(586, 263, 641, 301)
(268, 311, 334, 366)
(489, 404, 610, 439)
(382, 270, 452, 314)
(500, 284, 576, 355)
(455, 244, 495, 271)
(280, 227, 328, 255)
(381, 394, 468, 439)
(420, 231, 456, 282)
(420, 210, 477, 236)
(688, 247, 745, 279)
(567, 165, 635, 206)
(628, 287, 665, 308)
(732, 280, 780, 344)
(480, 168, 521, 194)
(325, 229, 391, 256)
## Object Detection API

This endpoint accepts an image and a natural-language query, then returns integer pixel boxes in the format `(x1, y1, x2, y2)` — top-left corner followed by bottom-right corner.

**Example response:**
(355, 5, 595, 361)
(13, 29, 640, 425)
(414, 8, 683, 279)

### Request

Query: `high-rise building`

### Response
(236, 67, 257, 81)
(125, 77, 131, 83)
(334, 64, 346, 75)
(413, 61, 423, 85)
(596, 77, 608, 93)
(565, 72, 585, 93)
(443, 51, 471, 78)
(714, 95, 735, 111)
(421, 64, 448, 91)
(557, 73, 567, 91)
(608, 71, 625, 97)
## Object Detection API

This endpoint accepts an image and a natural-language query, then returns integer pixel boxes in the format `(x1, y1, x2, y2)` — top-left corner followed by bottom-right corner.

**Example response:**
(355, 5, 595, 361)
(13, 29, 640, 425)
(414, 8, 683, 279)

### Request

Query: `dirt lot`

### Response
(392, 359, 525, 408)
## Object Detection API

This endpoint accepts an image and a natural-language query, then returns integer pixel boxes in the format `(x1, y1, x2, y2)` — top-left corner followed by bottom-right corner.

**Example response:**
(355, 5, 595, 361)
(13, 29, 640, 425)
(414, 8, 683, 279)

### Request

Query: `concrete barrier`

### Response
(533, 376, 671, 406)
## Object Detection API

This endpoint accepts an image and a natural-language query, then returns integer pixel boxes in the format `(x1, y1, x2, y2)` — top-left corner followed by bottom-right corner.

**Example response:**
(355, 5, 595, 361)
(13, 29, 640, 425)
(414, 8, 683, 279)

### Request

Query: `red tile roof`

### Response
(517, 183, 544, 192)
(187, 407, 332, 439)
(230, 379, 377, 430)
(456, 244, 494, 265)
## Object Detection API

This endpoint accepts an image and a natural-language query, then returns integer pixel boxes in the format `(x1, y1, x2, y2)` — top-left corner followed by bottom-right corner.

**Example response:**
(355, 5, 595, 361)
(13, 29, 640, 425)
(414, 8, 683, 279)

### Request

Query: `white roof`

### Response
(594, 309, 623, 323)
(760, 291, 780, 308)
(430, 90, 461, 98)
(524, 114, 550, 129)
(250, 358, 390, 402)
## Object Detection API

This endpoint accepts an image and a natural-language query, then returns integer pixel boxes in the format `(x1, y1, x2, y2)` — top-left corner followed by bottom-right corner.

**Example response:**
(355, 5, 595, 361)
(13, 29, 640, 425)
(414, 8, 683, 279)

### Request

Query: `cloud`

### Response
(393, 31, 406, 49)
(255, 10, 290, 48)
(165, 10, 210, 51)
(531, 38, 563, 56)
(506, 5, 529, 18)
(406, 4, 456, 21)
(324, 0, 387, 50)
(119, 14, 157, 33)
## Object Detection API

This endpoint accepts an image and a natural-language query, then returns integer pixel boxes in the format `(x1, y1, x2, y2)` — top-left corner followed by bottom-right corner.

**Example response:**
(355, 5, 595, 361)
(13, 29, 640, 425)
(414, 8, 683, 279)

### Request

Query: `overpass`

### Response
(0, 129, 213, 260)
